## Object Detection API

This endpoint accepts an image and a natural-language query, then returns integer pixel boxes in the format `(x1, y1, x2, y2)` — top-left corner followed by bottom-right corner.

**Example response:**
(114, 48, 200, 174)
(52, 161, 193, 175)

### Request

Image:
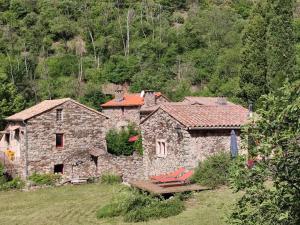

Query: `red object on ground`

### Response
(247, 159, 255, 169)
(128, 135, 139, 142)
(156, 170, 194, 183)
(150, 167, 186, 181)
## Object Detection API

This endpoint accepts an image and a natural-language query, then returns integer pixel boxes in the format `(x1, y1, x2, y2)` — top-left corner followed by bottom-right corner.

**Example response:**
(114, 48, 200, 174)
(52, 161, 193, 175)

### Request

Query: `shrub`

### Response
(96, 189, 186, 222)
(28, 172, 61, 186)
(0, 177, 25, 191)
(191, 151, 231, 189)
(100, 173, 122, 184)
(96, 203, 123, 219)
(106, 123, 143, 156)
(124, 196, 185, 222)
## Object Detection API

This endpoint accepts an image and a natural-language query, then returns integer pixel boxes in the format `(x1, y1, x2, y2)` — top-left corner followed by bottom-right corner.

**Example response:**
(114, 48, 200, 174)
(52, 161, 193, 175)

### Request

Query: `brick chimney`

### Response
(144, 90, 156, 107)
(114, 89, 124, 102)
(216, 97, 227, 105)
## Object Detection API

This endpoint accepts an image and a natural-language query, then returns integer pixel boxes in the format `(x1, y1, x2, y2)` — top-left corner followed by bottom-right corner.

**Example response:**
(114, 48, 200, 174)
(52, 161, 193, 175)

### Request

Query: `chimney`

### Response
(217, 96, 227, 105)
(144, 90, 156, 107)
(114, 89, 124, 102)
(248, 103, 253, 118)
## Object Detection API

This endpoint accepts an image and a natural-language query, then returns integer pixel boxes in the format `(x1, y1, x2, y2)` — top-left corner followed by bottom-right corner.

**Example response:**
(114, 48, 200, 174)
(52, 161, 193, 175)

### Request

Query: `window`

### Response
(5, 133, 10, 144)
(54, 164, 64, 174)
(156, 139, 167, 157)
(121, 107, 125, 116)
(56, 109, 63, 121)
(56, 134, 64, 147)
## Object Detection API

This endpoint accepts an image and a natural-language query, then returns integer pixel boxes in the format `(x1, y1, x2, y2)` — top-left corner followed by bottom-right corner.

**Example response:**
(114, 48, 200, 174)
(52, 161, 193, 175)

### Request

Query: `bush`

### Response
(191, 151, 231, 189)
(28, 172, 61, 186)
(0, 177, 25, 191)
(106, 123, 143, 156)
(124, 196, 185, 222)
(96, 189, 186, 222)
(100, 173, 122, 184)
(96, 203, 123, 219)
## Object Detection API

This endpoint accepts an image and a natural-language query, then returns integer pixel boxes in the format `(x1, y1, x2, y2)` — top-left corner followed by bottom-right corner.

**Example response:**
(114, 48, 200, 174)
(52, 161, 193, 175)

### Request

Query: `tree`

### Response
(266, 0, 296, 90)
(229, 82, 300, 225)
(0, 76, 25, 129)
(239, 1, 268, 105)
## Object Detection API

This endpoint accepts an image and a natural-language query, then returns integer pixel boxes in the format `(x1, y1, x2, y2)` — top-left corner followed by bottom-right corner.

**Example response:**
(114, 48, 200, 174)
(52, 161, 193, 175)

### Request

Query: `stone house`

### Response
(0, 98, 108, 179)
(140, 101, 249, 177)
(101, 90, 169, 129)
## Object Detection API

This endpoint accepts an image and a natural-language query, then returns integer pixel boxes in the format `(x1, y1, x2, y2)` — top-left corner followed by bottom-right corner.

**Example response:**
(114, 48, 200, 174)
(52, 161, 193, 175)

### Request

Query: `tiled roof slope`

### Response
(183, 97, 236, 106)
(101, 92, 162, 107)
(6, 98, 108, 121)
(154, 104, 249, 128)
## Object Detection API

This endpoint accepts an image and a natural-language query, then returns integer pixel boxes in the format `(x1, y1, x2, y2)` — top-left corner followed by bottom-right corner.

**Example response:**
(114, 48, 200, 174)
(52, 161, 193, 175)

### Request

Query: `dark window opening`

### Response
(56, 134, 64, 147)
(54, 164, 64, 173)
(15, 129, 20, 141)
(121, 107, 125, 116)
(56, 109, 63, 121)
(5, 133, 10, 144)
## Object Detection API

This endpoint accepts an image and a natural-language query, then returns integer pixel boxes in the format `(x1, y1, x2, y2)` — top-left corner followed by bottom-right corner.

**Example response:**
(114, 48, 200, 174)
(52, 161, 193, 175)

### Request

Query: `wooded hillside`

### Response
(0, 0, 299, 112)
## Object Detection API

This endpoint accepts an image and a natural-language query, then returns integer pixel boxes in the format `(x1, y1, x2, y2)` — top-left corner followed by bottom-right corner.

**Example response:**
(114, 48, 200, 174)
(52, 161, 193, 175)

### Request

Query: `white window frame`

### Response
(156, 139, 167, 157)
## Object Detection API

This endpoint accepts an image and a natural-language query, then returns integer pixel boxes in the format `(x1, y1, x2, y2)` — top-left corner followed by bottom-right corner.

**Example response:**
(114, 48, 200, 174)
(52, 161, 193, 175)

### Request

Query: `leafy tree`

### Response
(229, 82, 300, 225)
(0, 76, 25, 129)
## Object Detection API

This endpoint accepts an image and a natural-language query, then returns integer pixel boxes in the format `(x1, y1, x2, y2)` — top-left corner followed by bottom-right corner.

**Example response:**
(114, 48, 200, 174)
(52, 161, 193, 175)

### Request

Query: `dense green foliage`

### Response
(0, 163, 24, 191)
(96, 188, 185, 222)
(0, 75, 25, 129)
(106, 123, 142, 156)
(229, 82, 300, 225)
(0, 0, 299, 125)
(100, 173, 122, 184)
(191, 151, 231, 188)
(28, 172, 61, 186)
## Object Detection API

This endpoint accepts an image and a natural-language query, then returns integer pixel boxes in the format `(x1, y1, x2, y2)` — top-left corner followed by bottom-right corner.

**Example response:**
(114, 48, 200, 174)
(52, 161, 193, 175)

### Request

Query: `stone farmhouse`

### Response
(101, 90, 169, 129)
(0, 94, 249, 181)
(0, 98, 108, 179)
(141, 102, 249, 177)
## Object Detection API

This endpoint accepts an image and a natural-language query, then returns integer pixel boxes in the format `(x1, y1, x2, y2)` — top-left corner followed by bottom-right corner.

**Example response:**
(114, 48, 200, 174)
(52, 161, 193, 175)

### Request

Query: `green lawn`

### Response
(0, 183, 239, 225)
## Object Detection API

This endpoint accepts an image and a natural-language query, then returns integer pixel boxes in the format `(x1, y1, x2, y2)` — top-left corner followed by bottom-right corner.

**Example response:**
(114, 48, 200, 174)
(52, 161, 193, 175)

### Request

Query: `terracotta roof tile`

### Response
(101, 92, 162, 107)
(156, 104, 249, 128)
(6, 98, 108, 121)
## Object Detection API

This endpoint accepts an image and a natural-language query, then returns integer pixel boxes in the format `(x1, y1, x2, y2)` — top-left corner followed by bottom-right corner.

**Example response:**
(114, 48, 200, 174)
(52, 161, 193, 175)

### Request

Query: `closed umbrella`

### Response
(230, 130, 238, 158)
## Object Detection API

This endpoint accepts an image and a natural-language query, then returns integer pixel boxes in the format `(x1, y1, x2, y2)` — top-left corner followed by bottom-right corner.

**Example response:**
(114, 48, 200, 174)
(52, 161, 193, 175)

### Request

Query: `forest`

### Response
(0, 0, 299, 122)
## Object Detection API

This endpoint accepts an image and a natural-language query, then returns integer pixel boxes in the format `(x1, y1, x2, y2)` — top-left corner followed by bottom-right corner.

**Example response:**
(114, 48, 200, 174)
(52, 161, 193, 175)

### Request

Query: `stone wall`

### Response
(187, 129, 241, 167)
(102, 106, 140, 130)
(97, 152, 144, 182)
(21, 101, 107, 179)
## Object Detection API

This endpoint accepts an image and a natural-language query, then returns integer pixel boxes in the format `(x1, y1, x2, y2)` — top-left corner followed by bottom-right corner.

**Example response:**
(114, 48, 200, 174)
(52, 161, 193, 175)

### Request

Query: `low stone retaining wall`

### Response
(97, 153, 144, 182)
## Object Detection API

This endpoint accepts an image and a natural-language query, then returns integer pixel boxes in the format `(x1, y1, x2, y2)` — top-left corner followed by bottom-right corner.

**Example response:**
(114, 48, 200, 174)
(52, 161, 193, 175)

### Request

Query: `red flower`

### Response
(128, 135, 139, 142)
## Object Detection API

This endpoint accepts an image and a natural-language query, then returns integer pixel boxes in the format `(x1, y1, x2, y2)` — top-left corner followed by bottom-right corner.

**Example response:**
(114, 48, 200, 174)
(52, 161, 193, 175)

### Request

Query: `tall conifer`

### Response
(266, 0, 296, 89)
(239, 2, 268, 105)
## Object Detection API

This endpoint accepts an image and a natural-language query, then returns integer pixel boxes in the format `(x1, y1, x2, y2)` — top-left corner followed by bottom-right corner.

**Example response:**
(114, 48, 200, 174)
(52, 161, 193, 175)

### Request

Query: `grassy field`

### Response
(0, 183, 239, 225)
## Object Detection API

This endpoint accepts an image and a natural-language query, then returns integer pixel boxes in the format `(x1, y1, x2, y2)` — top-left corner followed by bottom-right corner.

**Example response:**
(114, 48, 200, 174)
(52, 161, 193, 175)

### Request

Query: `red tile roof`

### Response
(141, 104, 249, 128)
(6, 98, 108, 121)
(101, 92, 162, 107)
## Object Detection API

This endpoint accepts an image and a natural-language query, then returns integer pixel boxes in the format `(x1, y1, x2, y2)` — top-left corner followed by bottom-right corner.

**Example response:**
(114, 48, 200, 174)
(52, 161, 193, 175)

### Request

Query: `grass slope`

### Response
(0, 184, 239, 225)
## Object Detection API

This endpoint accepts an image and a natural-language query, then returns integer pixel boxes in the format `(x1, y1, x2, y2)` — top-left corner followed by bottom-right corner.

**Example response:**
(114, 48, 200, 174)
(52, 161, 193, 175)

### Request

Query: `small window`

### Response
(56, 134, 64, 147)
(156, 139, 167, 157)
(56, 109, 63, 121)
(54, 164, 64, 174)
(5, 133, 10, 144)
(121, 107, 125, 116)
